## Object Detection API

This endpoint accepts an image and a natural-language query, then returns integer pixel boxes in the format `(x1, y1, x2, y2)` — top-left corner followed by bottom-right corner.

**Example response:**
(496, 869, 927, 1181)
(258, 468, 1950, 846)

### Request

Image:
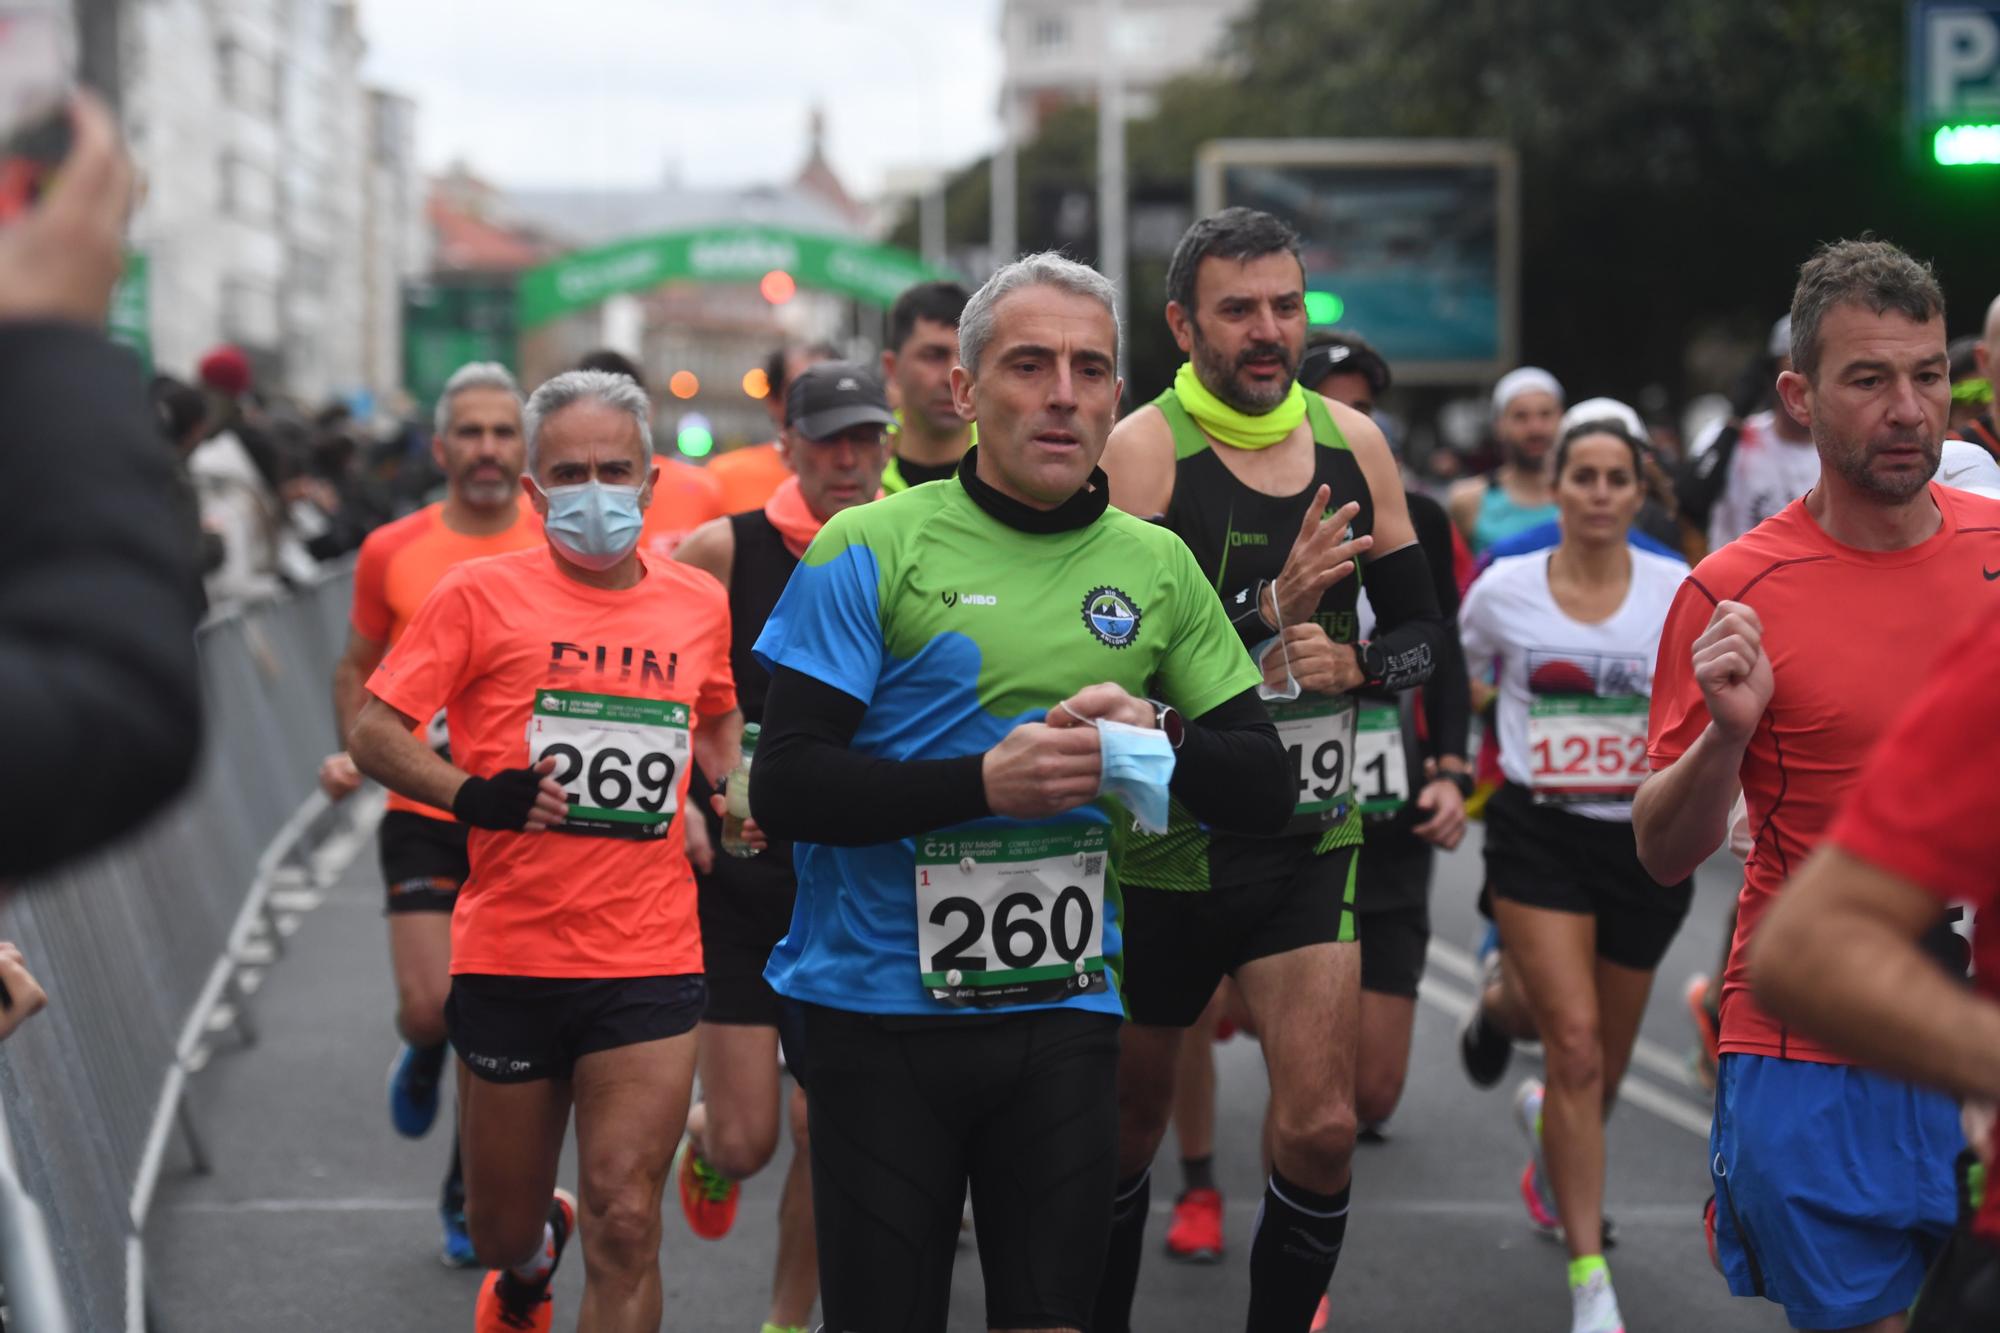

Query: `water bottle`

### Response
(721, 723, 760, 858)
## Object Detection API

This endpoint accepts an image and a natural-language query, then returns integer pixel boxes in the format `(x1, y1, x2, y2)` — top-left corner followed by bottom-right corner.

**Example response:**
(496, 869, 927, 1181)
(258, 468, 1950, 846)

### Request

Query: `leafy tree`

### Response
(902, 0, 1994, 411)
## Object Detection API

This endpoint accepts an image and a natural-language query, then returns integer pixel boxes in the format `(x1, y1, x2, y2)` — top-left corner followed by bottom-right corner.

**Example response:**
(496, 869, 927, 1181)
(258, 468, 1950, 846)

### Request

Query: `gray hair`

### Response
(1790, 238, 1945, 381)
(523, 369, 656, 474)
(433, 361, 522, 436)
(959, 251, 1122, 378)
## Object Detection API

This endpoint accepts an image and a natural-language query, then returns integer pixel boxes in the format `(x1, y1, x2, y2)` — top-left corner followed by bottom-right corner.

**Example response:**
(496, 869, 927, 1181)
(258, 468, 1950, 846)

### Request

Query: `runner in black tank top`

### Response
(1094, 209, 1446, 1333)
(669, 361, 895, 1333)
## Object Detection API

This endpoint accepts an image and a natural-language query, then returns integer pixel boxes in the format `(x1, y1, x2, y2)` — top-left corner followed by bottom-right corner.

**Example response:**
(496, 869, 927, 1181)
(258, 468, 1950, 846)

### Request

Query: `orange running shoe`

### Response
(675, 1136, 740, 1240)
(474, 1189, 574, 1333)
(1684, 974, 1720, 1091)
(1163, 1187, 1224, 1263)
(1310, 1293, 1331, 1330)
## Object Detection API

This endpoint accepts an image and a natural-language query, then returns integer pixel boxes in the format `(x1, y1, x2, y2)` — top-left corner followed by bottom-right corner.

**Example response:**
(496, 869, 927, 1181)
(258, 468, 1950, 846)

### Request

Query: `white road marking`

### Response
(1417, 971, 1713, 1140)
(1427, 937, 1712, 1094)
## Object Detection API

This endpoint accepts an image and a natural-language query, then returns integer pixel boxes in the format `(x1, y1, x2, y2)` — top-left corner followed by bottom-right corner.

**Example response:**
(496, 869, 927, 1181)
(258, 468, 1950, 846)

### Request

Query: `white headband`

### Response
(1561, 396, 1645, 439)
(1492, 366, 1564, 417)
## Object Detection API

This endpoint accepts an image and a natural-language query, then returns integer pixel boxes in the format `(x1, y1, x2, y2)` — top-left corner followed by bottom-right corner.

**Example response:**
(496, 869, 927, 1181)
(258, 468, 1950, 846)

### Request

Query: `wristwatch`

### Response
(1356, 639, 1390, 687)
(1150, 699, 1186, 749)
(1437, 768, 1475, 799)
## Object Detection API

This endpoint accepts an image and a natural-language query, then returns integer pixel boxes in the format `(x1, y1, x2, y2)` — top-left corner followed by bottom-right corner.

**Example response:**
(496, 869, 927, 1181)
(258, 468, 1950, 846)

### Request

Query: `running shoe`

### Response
(440, 1204, 477, 1269)
(1475, 920, 1501, 968)
(388, 1042, 445, 1139)
(1515, 1081, 1617, 1247)
(1458, 1002, 1512, 1088)
(1684, 973, 1720, 1091)
(1569, 1264, 1624, 1333)
(674, 1136, 739, 1240)
(1163, 1187, 1224, 1263)
(1310, 1293, 1331, 1330)
(1703, 1195, 1721, 1274)
(473, 1189, 574, 1333)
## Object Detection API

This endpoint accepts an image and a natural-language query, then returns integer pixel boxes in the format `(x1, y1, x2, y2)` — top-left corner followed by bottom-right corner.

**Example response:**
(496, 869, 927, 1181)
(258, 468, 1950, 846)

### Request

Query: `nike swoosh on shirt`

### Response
(1985, 567, 2000, 581)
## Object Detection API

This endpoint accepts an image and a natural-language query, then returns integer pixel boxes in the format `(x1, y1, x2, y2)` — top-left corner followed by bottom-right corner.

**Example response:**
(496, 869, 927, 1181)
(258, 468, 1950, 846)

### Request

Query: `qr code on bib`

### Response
(1083, 855, 1104, 877)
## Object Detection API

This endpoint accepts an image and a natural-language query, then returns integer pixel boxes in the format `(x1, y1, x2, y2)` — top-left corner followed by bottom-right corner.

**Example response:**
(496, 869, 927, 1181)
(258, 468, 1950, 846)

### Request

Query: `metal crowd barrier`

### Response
(0, 562, 366, 1332)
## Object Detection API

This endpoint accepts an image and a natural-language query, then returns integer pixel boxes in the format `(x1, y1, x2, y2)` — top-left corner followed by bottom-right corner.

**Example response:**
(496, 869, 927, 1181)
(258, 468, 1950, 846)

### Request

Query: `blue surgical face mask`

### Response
(1095, 718, 1177, 834)
(531, 478, 645, 571)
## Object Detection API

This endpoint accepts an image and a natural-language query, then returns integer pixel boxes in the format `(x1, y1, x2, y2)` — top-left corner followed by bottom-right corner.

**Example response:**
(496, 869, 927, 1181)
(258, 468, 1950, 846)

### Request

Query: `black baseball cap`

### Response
(1299, 335, 1392, 397)
(785, 361, 894, 441)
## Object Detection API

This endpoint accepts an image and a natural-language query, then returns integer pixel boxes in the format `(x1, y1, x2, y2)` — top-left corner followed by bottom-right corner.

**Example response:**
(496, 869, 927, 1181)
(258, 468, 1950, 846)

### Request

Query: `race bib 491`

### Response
(527, 689, 689, 839)
(1270, 695, 1358, 835)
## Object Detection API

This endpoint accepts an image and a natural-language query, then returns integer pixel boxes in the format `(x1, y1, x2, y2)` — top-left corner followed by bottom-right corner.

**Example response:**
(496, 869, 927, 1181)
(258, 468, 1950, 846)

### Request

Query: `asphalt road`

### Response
(148, 803, 1786, 1332)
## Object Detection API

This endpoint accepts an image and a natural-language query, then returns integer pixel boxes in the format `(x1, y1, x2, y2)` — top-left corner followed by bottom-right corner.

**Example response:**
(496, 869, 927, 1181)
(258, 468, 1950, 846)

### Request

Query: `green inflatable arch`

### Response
(516, 225, 956, 328)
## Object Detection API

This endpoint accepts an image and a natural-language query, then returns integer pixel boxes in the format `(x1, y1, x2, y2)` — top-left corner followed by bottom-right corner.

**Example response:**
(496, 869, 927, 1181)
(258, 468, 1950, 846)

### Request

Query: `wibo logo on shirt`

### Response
(940, 590, 998, 607)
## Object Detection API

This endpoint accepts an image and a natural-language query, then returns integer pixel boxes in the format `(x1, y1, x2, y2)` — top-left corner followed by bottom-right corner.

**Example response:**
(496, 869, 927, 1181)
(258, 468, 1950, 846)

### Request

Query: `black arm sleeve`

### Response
(1168, 686, 1289, 836)
(750, 666, 991, 846)
(1361, 540, 1443, 691)
(1674, 424, 1740, 530)
(0, 322, 203, 878)
(1405, 493, 1471, 761)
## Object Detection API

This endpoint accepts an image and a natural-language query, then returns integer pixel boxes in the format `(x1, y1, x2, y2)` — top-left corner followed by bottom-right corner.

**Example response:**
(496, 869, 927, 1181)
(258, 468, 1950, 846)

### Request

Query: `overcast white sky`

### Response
(351, 0, 1004, 197)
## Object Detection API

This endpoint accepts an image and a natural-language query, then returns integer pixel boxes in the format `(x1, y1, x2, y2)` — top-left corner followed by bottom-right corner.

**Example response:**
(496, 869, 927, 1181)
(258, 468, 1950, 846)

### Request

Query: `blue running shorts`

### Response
(1709, 1053, 1961, 1329)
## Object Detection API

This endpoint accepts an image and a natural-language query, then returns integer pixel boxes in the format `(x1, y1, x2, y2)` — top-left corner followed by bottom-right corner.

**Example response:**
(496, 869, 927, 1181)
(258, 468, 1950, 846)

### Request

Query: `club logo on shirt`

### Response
(1082, 586, 1142, 648)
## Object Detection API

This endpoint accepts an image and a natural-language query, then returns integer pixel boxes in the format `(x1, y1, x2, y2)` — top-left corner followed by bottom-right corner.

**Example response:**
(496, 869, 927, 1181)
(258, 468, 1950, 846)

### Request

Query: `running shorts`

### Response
(1121, 845, 1358, 1028)
(1710, 1053, 1960, 1329)
(787, 1001, 1119, 1332)
(1482, 782, 1691, 970)
(378, 809, 469, 915)
(694, 838, 797, 1027)
(445, 974, 705, 1084)
(1355, 832, 1433, 999)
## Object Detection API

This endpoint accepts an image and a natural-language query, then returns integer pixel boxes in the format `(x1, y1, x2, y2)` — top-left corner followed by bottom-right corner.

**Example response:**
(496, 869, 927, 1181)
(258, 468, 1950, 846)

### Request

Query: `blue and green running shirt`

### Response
(754, 468, 1260, 1017)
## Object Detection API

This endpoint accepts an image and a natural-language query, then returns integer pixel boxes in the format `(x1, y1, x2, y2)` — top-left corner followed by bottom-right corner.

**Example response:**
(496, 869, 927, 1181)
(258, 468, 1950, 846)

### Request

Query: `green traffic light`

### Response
(1305, 290, 1345, 325)
(678, 426, 715, 458)
(1935, 123, 2000, 166)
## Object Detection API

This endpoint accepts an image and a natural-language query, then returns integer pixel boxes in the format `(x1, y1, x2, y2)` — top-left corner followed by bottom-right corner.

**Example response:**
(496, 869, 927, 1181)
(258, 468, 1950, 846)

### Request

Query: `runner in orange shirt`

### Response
(349, 369, 742, 1333)
(707, 342, 837, 514)
(317, 361, 543, 1266)
(1638, 239, 2000, 1333)
(576, 349, 725, 558)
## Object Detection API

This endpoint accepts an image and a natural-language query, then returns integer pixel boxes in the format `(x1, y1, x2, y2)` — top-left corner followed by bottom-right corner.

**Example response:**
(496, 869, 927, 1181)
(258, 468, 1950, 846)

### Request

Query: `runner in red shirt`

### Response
(1639, 239, 2000, 1332)
(1749, 605, 2000, 1329)
(317, 361, 542, 1265)
(350, 369, 741, 1333)
(708, 343, 837, 514)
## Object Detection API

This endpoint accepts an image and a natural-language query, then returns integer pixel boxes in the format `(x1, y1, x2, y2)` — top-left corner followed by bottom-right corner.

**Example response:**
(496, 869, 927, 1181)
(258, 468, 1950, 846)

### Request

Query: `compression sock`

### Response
(1245, 1171, 1350, 1332)
(1090, 1169, 1152, 1333)
(1182, 1154, 1217, 1195)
